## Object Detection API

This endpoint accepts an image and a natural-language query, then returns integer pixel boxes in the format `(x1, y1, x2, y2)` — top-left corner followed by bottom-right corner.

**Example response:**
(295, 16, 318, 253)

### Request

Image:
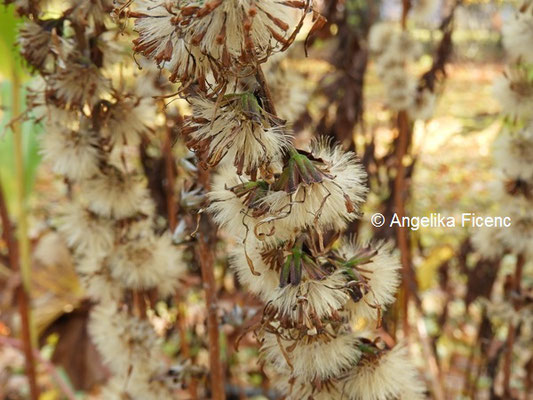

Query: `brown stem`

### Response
(0, 336, 75, 400)
(195, 214, 225, 400)
(255, 66, 277, 116)
(162, 112, 198, 398)
(462, 308, 486, 397)
(394, 110, 412, 338)
(401, 0, 411, 29)
(416, 316, 446, 400)
(503, 253, 525, 397)
(0, 183, 39, 400)
(195, 166, 225, 400)
(163, 119, 178, 231)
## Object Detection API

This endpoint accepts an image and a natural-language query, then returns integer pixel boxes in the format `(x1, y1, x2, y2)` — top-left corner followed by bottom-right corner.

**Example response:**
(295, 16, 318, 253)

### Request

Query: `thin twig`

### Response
(195, 215, 225, 400)
(0, 335, 76, 400)
(255, 66, 277, 116)
(7, 67, 39, 400)
(416, 313, 446, 400)
(163, 110, 178, 231)
(394, 110, 412, 339)
(162, 109, 198, 399)
(503, 253, 525, 397)
(401, 0, 411, 29)
(0, 180, 39, 400)
(196, 167, 225, 400)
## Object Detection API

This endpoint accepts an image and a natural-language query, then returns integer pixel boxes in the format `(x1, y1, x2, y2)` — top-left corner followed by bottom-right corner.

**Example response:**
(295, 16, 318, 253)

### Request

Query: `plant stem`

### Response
(394, 110, 412, 338)
(0, 336, 74, 400)
(196, 166, 225, 400)
(255, 66, 277, 116)
(401, 0, 411, 29)
(195, 215, 225, 400)
(503, 253, 525, 397)
(416, 312, 446, 400)
(163, 118, 178, 231)
(162, 113, 198, 399)
(10, 67, 39, 400)
(0, 181, 39, 400)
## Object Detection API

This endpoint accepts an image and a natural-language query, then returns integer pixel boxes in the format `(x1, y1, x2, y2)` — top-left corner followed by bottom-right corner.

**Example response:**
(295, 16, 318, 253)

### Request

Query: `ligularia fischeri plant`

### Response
(11, 0, 187, 398)
(125, 0, 426, 398)
(12, 0, 426, 397)
(472, 0, 533, 393)
(474, 0, 533, 261)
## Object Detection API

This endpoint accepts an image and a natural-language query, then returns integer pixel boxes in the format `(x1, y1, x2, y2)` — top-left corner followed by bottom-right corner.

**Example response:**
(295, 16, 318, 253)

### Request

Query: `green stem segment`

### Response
(11, 67, 39, 400)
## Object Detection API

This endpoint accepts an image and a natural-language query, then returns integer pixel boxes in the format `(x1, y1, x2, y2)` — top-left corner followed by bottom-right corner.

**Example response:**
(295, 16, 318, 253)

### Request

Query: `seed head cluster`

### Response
(472, 0, 533, 356)
(13, 0, 426, 398)
(369, 22, 436, 120)
(12, 0, 187, 397)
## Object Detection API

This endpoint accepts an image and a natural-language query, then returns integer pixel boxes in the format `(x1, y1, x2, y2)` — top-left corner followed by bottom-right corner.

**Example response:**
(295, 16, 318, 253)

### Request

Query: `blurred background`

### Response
(0, 0, 531, 399)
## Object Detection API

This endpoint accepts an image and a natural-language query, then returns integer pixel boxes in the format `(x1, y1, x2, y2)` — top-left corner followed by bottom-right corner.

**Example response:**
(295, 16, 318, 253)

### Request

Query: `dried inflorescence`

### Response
(502, 1, 533, 65)
(183, 93, 289, 174)
(15, 0, 426, 397)
(369, 22, 436, 120)
(471, 1, 533, 391)
(474, 0, 533, 261)
(129, 0, 317, 89)
(12, 0, 188, 397)
(124, 0, 424, 398)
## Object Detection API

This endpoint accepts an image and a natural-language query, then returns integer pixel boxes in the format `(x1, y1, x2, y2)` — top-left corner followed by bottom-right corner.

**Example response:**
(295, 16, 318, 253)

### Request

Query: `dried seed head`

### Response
(341, 345, 426, 400)
(184, 94, 289, 175)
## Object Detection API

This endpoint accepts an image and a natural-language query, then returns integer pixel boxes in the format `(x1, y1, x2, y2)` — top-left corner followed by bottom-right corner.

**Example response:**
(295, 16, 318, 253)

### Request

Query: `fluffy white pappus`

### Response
(179, 0, 305, 69)
(56, 203, 114, 257)
(262, 141, 368, 237)
(207, 167, 269, 239)
(277, 374, 342, 400)
(264, 53, 310, 122)
(492, 71, 533, 120)
(186, 96, 289, 174)
(338, 241, 401, 324)
(261, 331, 361, 381)
(99, 95, 156, 147)
(209, 143, 367, 242)
(84, 168, 149, 219)
(77, 255, 123, 302)
(374, 51, 405, 80)
(387, 31, 423, 62)
(89, 303, 162, 375)
(483, 297, 533, 327)
(502, 3, 533, 64)
(341, 345, 426, 400)
(409, 88, 436, 121)
(470, 225, 506, 261)
(68, 0, 115, 25)
(132, 0, 213, 84)
(368, 23, 397, 55)
(382, 68, 417, 111)
(267, 269, 350, 326)
(51, 58, 110, 108)
(9, 0, 41, 15)
(229, 240, 280, 300)
(100, 372, 176, 400)
(493, 125, 533, 182)
(40, 124, 101, 182)
(497, 198, 533, 256)
(410, 0, 440, 24)
(109, 232, 184, 295)
(18, 21, 64, 70)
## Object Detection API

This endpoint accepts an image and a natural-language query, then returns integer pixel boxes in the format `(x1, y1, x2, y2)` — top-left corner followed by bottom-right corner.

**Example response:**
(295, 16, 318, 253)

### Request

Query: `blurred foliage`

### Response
(0, 81, 42, 215)
(0, 6, 41, 214)
(0, 5, 20, 77)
